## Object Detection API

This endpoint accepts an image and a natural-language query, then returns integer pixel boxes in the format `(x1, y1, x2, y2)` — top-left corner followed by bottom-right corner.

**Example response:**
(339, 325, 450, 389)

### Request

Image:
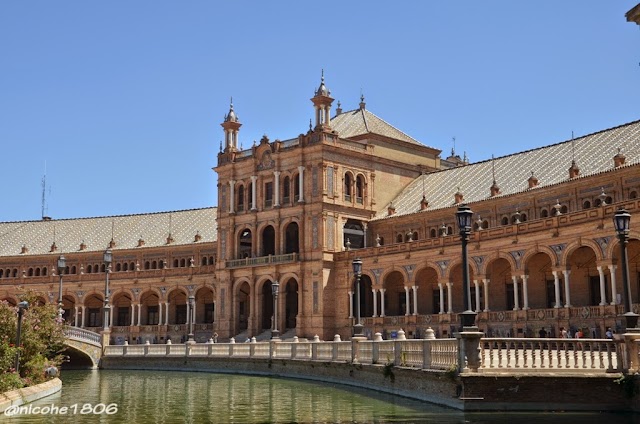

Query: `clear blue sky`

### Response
(1, 1, 638, 222)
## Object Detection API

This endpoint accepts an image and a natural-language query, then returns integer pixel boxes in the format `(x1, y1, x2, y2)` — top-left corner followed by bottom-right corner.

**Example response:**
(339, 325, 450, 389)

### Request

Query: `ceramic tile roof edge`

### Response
(0, 206, 217, 225)
(372, 161, 640, 221)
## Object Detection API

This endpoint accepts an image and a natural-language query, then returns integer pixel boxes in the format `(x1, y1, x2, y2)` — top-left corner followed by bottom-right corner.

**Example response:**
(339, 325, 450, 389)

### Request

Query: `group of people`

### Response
(537, 326, 615, 339)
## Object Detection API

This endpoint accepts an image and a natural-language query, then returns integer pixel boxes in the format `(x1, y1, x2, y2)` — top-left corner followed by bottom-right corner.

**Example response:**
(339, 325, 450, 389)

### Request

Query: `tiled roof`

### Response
(0, 207, 217, 257)
(331, 108, 434, 148)
(382, 119, 640, 219)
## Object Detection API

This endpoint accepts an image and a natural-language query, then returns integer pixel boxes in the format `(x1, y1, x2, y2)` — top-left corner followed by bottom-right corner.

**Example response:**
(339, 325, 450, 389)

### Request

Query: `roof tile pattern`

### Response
(0, 207, 217, 257)
(383, 119, 640, 218)
(331, 108, 433, 148)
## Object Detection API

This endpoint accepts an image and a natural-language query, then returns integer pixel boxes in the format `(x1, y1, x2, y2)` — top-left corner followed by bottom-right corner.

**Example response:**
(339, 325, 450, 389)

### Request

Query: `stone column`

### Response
(81, 305, 86, 328)
(380, 288, 386, 317)
(158, 302, 163, 326)
(273, 171, 280, 207)
(552, 271, 562, 308)
(522, 274, 530, 310)
(372, 288, 378, 317)
(447, 282, 453, 314)
(130, 304, 135, 326)
(438, 283, 445, 314)
(109, 307, 114, 329)
(597, 266, 607, 305)
(482, 279, 490, 312)
(608, 265, 618, 305)
(165, 302, 170, 326)
(512, 275, 520, 310)
(412, 286, 418, 315)
(348, 291, 353, 318)
(137, 304, 142, 326)
(74, 306, 79, 327)
(250, 175, 258, 211)
(404, 286, 411, 316)
(192, 303, 197, 325)
(185, 301, 190, 325)
(297, 166, 305, 203)
(229, 180, 236, 214)
(562, 269, 572, 308)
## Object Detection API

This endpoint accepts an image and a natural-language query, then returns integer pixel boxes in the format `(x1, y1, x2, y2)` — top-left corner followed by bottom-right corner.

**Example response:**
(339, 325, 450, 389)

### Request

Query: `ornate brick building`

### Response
(1, 75, 639, 343)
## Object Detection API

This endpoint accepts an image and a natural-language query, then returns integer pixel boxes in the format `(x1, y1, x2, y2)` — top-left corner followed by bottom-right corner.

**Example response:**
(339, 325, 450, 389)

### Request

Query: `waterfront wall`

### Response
(0, 378, 62, 413)
(100, 357, 640, 412)
(100, 356, 463, 410)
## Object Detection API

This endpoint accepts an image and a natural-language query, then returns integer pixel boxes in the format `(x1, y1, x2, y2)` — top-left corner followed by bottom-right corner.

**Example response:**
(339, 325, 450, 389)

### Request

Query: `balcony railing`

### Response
(225, 253, 298, 268)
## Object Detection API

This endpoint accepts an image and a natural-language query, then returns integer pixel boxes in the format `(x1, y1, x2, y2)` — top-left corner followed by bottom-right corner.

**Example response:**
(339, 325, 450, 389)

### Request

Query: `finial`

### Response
(219, 140, 223, 152)
(309, 119, 312, 131)
(491, 154, 496, 183)
(230, 96, 233, 109)
(321, 68, 324, 82)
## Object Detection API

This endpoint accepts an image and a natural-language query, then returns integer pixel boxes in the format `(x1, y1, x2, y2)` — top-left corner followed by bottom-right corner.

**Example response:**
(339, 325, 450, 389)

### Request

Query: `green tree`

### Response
(0, 292, 65, 393)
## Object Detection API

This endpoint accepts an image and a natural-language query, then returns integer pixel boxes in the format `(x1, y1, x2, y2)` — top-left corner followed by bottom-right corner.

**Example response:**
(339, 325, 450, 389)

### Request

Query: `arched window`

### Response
(209, 256, 215, 265)
(560, 205, 568, 214)
(283, 176, 291, 204)
(583, 200, 591, 209)
(247, 182, 253, 210)
(355, 175, 365, 204)
(412, 231, 418, 241)
(144, 261, 150, 270)
(12, 269, 18, 278)
(130, 262, 135, 271)
(43, 267, 48, 276)
(520, 214, 527, 222)
(630, 191, 638, 199)
(101, 264, 106, 273)
(180, 258, 186, 267)
(201, 257, 207, 266)
(344, 173, 353, 201)
(239, 228, 253, 258)
(501, 216, 509, 225)
(473, 223, 480, 231)
(284, 223, 300, 254)
(482, 220, 489, 229)
(35, 268, 40, 277)
(123, 263, 129, 272)
(430, 229, 437, 238)
(594, 199, 602, 207)
(173, 259, 179, 268)
(116, 263, 121, 272)
(396, 234, 403, 243)
(541, 209, 549, 218)
(293, 174, 300, 202)
(87, 264, 93, 273)
(0, 270, 3, 278)
(28, 268, 33, 277)
(263, 225, 276, 256)
(605, 196, 613, 204)
(447, 226, 453, 235)
(237, 184, 245, 212)
(378, 236, 384, 246)
(151, 261, 157, 270)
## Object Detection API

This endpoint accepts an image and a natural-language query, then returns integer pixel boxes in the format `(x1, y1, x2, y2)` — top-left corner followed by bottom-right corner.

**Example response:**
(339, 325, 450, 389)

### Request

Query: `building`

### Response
(1, 74, 638, 343)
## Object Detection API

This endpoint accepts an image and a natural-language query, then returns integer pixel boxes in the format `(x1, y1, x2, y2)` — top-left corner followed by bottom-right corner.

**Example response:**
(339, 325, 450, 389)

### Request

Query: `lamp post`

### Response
(187, 295, 195, 344)
(456, 204, 476, 328)
(613, 208, 639, 329)
(271, 280, 280, 340)
(103, 249, 112, 331)
(14, 301, 29, 373)
(352, 258, 364, 337)
(57, 255, 66, 322)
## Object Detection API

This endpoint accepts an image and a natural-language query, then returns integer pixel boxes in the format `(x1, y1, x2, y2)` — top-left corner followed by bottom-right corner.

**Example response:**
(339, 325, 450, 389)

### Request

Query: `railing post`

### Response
(230, 337, 235, 357)
(458, 328, 485, 372)
(394, 340, 402, 366)
(622, 331, 640, 372)
(166, 339, 171, 355)
(292, 336, 298, 359)
(312, 335, 319, 360)
(144, 340, 150, 356)
(372, 332, 382, 364)
(250, 337, 256, 357)
(422, 339, 432, 369)
(123, 340, 128, 356)
(269, 340, 275, 359)
(332, 335, 341, 361)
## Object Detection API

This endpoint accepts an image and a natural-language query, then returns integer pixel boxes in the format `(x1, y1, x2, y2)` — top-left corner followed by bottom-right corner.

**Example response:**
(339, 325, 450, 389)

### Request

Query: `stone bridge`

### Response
(63, 327, 103, 368)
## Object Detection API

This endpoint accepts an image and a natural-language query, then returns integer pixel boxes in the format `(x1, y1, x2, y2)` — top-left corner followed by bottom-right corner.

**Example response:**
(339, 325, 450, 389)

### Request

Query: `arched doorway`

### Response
(567, 246, 598, 307)
(239, 228, 252, 258)
(524, 252, 554, 309)
(261, 281, 275, 331)
(284, 278, 299, 330)
(262, 225, 276, 256)
(112, 292, 133, 327)
(383, 271, 405, 316)
(284, 222, 299, 254)
(485, 258, 510, 311)
(237, 282, 250, 332)
(140, 291, 161, 325)
(343, 219, 365, 249)
(167, 289, 187, 325)
(61, 295, 76, 324)
(351, 274, 373, 318)
(415, 267, 439, 315)
(196, 286, 215, 324)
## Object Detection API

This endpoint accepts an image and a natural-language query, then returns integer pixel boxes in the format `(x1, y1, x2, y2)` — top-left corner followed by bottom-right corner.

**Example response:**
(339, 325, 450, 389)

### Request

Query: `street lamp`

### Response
(103, 249, 112, 331)
(271, 280, 280, 340)
(352, 258, 364, 337)
(15, 301, 29, 373)
(57, 255, 66, 322)
(187, 295, 196, 344)
(456, 204, 477, 328)
(613, 208, 639, 329)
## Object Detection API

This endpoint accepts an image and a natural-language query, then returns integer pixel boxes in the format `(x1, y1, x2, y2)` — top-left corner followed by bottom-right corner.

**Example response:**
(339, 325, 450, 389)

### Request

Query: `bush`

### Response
(0, 292, 65, 393)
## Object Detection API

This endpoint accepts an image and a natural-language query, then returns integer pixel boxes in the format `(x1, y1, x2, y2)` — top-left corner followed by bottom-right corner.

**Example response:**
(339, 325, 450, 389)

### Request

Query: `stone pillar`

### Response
(297, 166, 305, 203)
(137, 304, 142, 326)
(438, 283, 444, 314)
(165, 302, 170, 326)
(250, 175, 258, 211)
(372, 288, 378, 317)
(158, 302, 163, 326)
(81, 305, 86, 328)
(522, 274, 530, 310)
(597, 266, 607, 305)
(109, 307, 114, 328)
(608, 265, 618, 305)
(404, 286, 410, 316)
(273, 171, 280, 207)
(348, 291, 353, 318)
(412, 285, 418, 315)
(447, 282, 453, 314)
(130, 304, 135, 326)
(552, 271, 562, 308)
(229, 180, 236, 214)
(380, 288, 386, 317)
(74, 306, 79, 327)
(185, 301, 190, 325)
(562, 269, 572, 308)
(482, 279, 490, 312)
(511, 275, 520, 310)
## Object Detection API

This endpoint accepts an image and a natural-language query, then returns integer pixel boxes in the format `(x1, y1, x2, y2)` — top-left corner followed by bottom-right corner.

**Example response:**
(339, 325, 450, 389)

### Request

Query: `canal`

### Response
(5, 370, 637, 423)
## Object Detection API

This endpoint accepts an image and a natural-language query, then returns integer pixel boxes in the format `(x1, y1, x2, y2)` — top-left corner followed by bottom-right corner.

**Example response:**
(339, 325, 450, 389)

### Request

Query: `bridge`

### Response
(62, 327, 103, 368)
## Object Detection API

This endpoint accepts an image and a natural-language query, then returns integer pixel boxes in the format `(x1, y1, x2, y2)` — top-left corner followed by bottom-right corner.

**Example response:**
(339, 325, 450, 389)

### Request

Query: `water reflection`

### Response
(7, 370, 638, 423)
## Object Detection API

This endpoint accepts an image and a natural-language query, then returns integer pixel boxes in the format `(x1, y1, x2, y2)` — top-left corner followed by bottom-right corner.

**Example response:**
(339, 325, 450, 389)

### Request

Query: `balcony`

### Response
(225, 253, 298, 269)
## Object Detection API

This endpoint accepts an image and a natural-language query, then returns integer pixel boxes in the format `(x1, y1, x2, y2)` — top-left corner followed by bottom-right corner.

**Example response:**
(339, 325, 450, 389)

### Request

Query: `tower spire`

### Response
(311, 71, 334, 130)
(221, 97, 242, 152)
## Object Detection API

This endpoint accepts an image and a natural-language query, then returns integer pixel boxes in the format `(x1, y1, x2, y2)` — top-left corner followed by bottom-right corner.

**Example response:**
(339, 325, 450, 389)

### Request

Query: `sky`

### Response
(1, 1, 639, 222)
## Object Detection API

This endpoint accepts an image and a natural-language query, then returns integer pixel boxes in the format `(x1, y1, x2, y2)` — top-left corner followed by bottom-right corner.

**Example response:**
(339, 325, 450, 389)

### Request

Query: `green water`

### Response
(3, 370, 637, 423)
